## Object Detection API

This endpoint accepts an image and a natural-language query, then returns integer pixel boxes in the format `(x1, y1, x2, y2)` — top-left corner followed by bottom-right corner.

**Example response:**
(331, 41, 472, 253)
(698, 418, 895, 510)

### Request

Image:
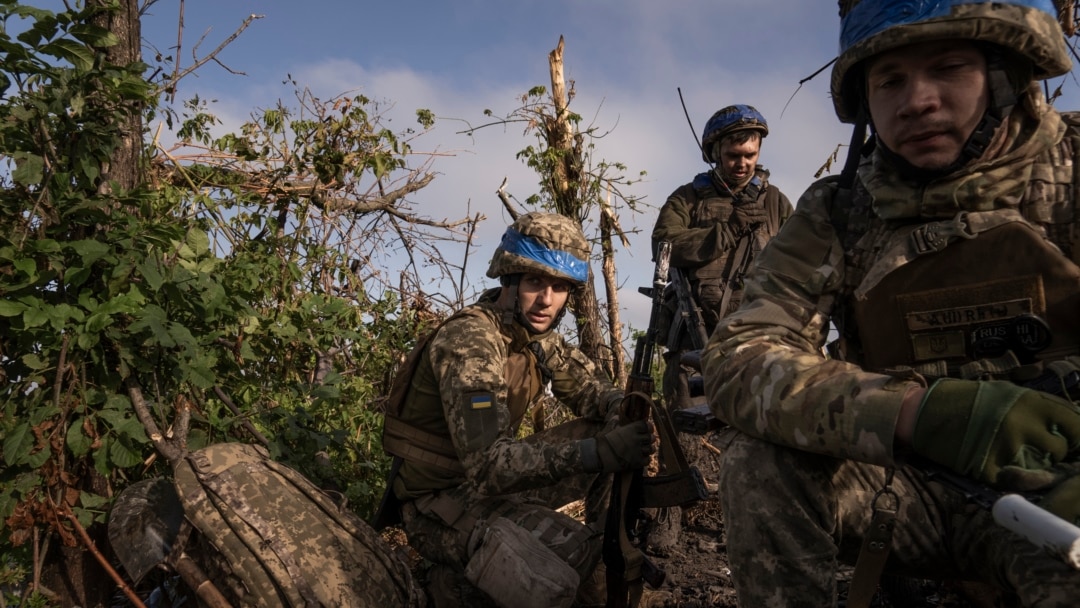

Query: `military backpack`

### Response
(172, 442, 424, 607)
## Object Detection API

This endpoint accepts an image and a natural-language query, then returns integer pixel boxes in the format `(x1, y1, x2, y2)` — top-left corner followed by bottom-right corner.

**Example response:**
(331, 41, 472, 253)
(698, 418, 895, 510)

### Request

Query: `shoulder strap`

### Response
(380, 307, 487, 475)
(763, 186, 783, 237)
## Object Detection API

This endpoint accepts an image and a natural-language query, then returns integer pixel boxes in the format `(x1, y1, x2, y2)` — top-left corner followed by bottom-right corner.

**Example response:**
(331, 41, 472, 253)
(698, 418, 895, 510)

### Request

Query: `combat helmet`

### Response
(487, 212, 590, 288)
(831, 0, 1072, 123)
(700, 104, 769, 163)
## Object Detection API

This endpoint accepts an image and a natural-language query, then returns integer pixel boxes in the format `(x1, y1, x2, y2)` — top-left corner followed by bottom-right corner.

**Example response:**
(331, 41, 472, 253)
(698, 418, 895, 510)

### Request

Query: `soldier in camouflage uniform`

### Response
(381, 212, 656, 608)
(702, 1, 1080, 606)
(648, 106, 792, 554)
(653, 104, 793, 415)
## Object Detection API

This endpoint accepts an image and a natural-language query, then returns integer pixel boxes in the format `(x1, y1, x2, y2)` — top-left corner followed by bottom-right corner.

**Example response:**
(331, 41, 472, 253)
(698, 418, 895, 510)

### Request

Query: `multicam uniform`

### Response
(702, 82, 1080, 605)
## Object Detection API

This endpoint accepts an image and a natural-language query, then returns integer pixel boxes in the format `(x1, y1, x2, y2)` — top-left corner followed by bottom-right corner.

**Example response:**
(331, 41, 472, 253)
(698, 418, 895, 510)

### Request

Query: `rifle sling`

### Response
(718, 231, 755, 317)
(847, 470, 899, 608)
(604, 469, 645, 608)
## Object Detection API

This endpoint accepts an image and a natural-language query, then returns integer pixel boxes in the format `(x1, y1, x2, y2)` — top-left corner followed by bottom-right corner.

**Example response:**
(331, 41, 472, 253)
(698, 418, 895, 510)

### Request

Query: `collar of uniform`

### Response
(692, 167, 768, 194)
(862, 86, 1064, 221)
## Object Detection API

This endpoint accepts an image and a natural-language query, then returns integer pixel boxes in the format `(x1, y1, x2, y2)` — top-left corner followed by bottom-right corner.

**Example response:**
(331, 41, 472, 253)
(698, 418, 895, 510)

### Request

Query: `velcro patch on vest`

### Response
(854, 220, 1080, 373)
(470, 393, 494, 410)
(463, 391, 500, 451)
(897, 276, 1046, 363)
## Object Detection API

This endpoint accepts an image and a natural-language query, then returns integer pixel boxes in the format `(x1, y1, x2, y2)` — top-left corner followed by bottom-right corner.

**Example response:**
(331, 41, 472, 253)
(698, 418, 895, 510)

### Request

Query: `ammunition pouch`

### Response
(465, 517, 579, 608)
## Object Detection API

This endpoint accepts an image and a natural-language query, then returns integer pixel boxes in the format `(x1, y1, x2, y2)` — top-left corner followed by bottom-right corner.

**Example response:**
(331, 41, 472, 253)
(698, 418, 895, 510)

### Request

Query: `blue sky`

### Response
(137, 1, 1080, 337)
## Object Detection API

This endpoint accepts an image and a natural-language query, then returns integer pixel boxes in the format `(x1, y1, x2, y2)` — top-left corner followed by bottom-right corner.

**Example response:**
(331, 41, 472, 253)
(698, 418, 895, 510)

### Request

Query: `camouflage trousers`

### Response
(401, 419, 610, 604)
(717, 432, 1080, 608)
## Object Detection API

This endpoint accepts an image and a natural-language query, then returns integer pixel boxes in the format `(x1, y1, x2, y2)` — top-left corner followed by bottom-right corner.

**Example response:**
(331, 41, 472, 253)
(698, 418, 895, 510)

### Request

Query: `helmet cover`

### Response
(831, 0, 1071, 122)
(700, 104, 769, 162)
(486, 212, 590, 286)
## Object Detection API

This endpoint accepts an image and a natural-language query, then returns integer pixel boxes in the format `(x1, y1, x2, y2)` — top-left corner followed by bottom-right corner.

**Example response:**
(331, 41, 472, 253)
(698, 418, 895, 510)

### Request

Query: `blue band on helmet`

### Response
(704, 104, 767, 138)
(840, 0, 1057, 52)
(500, 228, 589, 283)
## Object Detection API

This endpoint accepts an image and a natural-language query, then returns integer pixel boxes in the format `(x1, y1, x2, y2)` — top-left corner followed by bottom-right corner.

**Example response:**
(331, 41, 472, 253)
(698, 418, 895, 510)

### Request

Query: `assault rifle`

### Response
(670, 376, 1080, 571)
(667, 265, 709, 352)
(604, 241, 708, 608)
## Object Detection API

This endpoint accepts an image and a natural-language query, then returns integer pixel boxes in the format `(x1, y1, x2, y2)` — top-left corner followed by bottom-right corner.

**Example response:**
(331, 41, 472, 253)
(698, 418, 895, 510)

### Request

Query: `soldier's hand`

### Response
(912, 378, 1080, 487)
(580, 420, 655, 474)
(1038, 468, 1080, 526)
(731, 202, 766, 233)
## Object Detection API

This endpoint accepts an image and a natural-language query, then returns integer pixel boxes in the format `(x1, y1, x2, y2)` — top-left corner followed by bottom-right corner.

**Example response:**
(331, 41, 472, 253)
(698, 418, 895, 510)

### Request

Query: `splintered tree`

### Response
(478, 36, 647, 386)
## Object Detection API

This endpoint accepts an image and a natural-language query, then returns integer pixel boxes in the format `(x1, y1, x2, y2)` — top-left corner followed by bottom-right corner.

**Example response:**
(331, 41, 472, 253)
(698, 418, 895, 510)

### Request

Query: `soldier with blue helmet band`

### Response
(703, 1, 1080, 606)
(648, 106, 792, 552)
(380, 212, 662, 607)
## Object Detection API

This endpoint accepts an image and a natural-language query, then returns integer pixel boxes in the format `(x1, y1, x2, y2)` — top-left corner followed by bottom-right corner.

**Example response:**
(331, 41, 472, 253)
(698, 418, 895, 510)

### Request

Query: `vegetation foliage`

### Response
(0, 2, 647, 604)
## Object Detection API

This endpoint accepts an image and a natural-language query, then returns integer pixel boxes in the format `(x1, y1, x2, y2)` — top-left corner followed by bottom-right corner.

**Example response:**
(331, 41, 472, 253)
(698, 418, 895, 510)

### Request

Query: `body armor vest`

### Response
(382, 306, 546, 482)
(832, 112, 1080, 383)
(683, 170, 785, 284)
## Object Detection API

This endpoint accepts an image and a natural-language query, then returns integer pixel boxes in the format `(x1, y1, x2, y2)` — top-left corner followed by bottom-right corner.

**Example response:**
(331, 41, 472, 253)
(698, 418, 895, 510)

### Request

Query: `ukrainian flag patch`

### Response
(470, 393, 493, 410)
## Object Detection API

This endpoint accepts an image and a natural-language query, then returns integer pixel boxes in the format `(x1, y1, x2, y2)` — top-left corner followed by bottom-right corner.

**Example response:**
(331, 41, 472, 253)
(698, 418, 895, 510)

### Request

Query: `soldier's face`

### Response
(717, 137, 760, 184)
(517, 273, 570, 333)
(865, 40, 989, 171)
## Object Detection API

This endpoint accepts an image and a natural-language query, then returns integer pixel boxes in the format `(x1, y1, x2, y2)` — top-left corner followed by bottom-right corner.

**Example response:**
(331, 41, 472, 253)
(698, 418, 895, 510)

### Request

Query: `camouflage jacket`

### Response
(702, 86, 1080, 466)
(652, 167, 792, 281)
(393, 289, 623, 500)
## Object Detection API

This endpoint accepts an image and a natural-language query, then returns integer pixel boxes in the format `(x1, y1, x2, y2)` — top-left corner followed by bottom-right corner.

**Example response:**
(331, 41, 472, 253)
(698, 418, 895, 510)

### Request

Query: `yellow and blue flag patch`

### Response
(470, 394, 493, 410)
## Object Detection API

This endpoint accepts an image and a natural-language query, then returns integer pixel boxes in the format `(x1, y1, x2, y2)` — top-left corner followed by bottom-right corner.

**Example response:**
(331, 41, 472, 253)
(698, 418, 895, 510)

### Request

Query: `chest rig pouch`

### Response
(853, 212, 1080, 380)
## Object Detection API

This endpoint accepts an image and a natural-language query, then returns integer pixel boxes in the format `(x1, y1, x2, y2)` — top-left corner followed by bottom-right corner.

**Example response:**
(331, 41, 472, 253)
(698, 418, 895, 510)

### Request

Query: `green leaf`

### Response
(64, 265, 92, 288)
(66, 420, 91, 458)
(114, 417, 149, 444)
(11, 153, 44, 185)
(108, 437, 143, 468)
(92, 436, 111, 477)
(68, 24, 118, 48)
(3, 422, 33, 466)
(20, 353, 46, 370)
(26, 447, 50, 469)
(40, 39, 94, 71)
(137, 258, 164, 291)
(22, 304, 48, 328)
(184, 360, 217, 389)
(186, 228, 210, 254)
(0, 301, 26, 317)
(68, 240, 110, 264)
(85, 311, 114, 333)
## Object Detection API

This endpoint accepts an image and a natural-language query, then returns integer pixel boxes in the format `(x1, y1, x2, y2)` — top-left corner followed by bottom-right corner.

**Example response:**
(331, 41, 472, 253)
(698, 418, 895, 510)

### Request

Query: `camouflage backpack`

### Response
(172, 442, 424, 607)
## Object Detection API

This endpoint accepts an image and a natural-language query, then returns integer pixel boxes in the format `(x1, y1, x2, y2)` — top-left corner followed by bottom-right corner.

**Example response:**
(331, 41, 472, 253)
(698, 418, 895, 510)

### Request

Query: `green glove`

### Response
(1038, 470, 1080, 527)
(912, 378, 1080, 487)
(580, 420, 655, 474)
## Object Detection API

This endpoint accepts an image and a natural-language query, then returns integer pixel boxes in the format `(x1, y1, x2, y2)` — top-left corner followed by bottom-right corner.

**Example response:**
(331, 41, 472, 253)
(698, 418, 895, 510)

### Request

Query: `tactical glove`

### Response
(731, 202, 767, 233)
(1038, 469, 1080, 527)
(579, 420, 655, 474)
(912, 378, 1080, 487)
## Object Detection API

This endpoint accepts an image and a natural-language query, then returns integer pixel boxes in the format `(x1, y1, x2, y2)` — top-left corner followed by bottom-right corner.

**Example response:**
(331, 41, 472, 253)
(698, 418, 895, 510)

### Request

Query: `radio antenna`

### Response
(677, 87, 705, 162)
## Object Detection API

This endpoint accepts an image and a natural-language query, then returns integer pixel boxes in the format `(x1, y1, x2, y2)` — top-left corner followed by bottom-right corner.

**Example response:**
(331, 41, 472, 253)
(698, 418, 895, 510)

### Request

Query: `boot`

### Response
(643, 507, 682, 557)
